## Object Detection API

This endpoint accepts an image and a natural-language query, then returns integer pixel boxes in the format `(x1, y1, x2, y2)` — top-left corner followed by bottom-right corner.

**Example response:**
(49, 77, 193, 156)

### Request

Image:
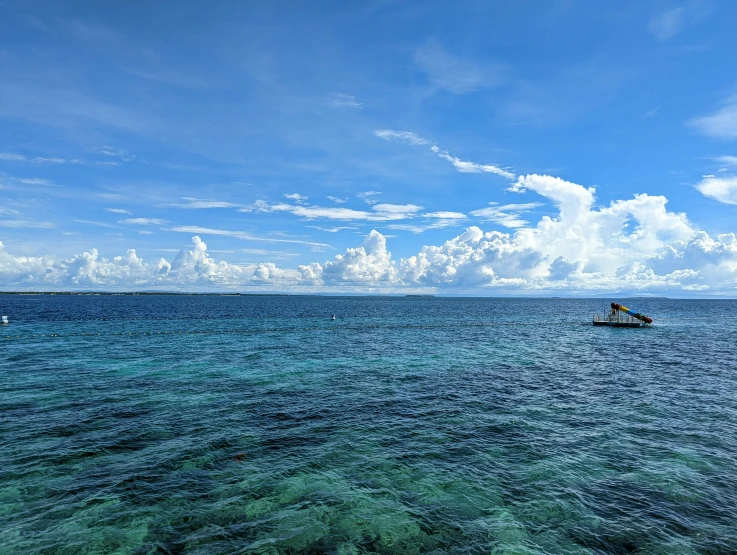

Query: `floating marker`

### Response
(1, 315, 7, 325)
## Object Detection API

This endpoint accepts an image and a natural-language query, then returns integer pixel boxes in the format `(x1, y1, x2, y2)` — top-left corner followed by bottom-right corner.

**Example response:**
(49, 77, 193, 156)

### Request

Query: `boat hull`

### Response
(593, 321, 644, 327)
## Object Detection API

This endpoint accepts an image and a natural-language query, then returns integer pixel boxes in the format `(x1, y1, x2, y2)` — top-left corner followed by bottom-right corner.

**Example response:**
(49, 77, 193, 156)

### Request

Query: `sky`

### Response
(1, 0, 737, 295)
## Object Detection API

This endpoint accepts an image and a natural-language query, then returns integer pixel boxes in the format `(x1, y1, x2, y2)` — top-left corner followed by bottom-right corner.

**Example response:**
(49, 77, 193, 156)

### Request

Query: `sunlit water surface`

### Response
(1, 296, 736, 554)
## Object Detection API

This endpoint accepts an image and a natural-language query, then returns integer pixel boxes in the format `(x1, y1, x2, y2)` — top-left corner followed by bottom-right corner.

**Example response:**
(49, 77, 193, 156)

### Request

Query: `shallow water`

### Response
(1, 295, 736, 554)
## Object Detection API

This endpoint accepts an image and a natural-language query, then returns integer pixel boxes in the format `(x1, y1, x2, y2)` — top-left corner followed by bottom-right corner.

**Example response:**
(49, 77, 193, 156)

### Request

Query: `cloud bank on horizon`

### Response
(1, 1, 737, 295)
(2, 173, 736, 295)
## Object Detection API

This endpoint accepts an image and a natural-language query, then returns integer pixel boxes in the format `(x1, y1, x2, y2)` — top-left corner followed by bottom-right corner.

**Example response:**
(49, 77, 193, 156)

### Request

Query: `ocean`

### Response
(1, 295, 736, 554)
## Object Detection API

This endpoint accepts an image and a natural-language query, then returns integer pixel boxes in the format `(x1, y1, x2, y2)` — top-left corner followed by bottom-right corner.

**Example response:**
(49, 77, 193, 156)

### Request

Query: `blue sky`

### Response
(1, 0, 737, 294)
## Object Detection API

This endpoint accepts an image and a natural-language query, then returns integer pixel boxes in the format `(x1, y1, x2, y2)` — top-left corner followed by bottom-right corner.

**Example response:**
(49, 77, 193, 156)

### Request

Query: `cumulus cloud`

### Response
(0, 236, 251, 290)
(696, 175, 737, 204)
(3, 174, 737, 294)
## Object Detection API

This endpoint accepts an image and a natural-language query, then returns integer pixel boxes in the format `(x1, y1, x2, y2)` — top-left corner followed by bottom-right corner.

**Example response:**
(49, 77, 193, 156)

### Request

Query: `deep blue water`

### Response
(1, 295, 736, 554)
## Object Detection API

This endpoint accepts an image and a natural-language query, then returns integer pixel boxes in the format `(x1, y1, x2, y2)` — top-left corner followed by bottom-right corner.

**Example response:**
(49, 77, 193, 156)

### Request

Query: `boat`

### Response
(593, 303, 652, 327)
(1, 315, 7, 325)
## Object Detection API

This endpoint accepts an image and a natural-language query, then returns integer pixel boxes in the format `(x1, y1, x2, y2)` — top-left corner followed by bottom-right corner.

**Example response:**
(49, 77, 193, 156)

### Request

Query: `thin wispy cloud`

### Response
(357, 191, 381, 205)
(0, 153, 28, 161)
(377, 129, 515, 179)
(327, 196, 348, 204)
(713, 155, 737, 166)
(167, 197, 241, 209)
(328, 93, 363, 108)
(74, 219, 118, 228)
(91, 145, 136, 162)
(284, 193, 308, 203)
(423, 211, 467, 219)
(430, 146, 515, 179)
(120, 218, 167, 225)
(690, 99, 737, 139)
(18, 178, 56, 186)
(0, 219, 54, 228)
(107, 208, 132, 214)
(0, 152, 82, 165)
(251, 201, 423, 222)
(696, 175, 737, 205)
(169, 226, 331, 248)
(306, 225, 358, 233)
(375, 130, 430, 146)
(414, 40, 505, 94)
(648, 7, 686, 39)
(470, 202, 543, 228)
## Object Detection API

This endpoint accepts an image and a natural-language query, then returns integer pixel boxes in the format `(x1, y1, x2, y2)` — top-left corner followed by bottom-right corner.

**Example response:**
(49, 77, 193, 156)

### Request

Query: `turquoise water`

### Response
(1, 296, 736, 554)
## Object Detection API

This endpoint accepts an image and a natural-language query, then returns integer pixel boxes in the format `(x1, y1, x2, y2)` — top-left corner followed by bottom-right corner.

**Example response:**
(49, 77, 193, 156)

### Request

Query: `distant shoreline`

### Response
(0, 292, 700, 300)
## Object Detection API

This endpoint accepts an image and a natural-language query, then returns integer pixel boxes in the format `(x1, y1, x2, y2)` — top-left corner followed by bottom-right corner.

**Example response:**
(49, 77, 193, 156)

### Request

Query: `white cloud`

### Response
(414, 40, 504, 94)
(328, 94, 363, 108)
(696, 175, 737, 204)
(327, 196, 348, 204)
(689, 100, 737, 139)
(648, 7, 686, 39)
(107, 208, 132, 214)
(320, 230, 397, 284)
(120, 218, 167, 225)
(375, 130, 430, 146)
(470, 202, 542, 228)
(251, 262, 301, 282)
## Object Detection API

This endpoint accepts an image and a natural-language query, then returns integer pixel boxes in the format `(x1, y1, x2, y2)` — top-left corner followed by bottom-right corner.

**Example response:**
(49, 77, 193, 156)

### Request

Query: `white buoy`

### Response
(331, 314, 336, 321)
(1, 315, 7, 325)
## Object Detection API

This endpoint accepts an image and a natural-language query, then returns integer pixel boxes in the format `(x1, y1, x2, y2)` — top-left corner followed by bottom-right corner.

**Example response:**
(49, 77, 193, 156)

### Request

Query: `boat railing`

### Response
(593, 313, 641, 324)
